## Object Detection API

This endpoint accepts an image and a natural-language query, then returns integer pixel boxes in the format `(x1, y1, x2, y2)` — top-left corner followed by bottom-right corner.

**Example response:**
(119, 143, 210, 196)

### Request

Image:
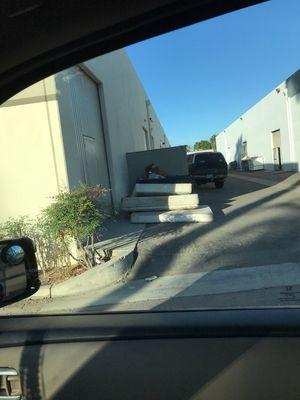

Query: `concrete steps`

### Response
(134, 182, 192, 195)
(122, 193, 199, 212)
(130, 206, 213, 223)
(124, 179, 213, 224)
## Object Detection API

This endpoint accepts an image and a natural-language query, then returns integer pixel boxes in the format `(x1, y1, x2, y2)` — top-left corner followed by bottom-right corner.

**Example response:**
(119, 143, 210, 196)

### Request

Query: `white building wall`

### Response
(290, 94, 300, 169)
(216, 77, 299, 171)
(287, 70, 300, 170)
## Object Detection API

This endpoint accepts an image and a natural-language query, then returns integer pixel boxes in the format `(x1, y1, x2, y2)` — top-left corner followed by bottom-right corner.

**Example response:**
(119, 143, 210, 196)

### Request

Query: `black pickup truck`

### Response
(187, 151, 228, 188)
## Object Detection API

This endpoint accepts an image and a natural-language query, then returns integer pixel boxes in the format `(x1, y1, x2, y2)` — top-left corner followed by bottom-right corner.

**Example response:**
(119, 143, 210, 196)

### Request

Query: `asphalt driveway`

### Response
(130, 173, 300, 279)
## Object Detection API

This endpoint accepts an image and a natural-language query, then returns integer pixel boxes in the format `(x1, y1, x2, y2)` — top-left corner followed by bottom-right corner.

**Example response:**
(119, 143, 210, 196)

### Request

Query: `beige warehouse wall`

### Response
(146, 101, 170, 149)
(54, 69, 87, 190)
(55, 49, 168, 207)
(82, 49, 168, 205)
(0, 77, 68, 222)
(0, 49, 169, 221)
(54, 66, 113, 205)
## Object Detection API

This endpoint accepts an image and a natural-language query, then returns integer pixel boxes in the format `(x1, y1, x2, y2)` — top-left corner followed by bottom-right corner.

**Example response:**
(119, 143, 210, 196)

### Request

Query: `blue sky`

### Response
(127, 0, 300, 147)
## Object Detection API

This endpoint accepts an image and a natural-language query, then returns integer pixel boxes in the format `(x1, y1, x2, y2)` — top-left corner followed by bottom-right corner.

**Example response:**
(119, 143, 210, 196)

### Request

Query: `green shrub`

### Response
(0, 185, 109, 282)
(43, 185, 109, 269)
(28, 216, 72, 281)
(0, 216, 29, 238)
(0, 215, 71, 282)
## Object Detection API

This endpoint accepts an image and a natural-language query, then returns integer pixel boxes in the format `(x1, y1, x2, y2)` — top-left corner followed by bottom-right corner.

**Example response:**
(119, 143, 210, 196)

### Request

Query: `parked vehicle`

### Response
(187, 151, 228, 188)
(229, 160, 238, 170)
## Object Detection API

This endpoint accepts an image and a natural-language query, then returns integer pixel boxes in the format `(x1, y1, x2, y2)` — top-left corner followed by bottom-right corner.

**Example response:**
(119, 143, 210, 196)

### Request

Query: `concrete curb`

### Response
(30, 228, 143, 299)
(30, 284, 52, 299)
(31, 249, 134, 299)
(51, 249, 134, 298)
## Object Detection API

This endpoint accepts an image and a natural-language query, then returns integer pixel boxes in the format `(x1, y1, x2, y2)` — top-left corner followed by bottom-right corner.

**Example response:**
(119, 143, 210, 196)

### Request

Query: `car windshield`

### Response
(1, 0, 300, 315)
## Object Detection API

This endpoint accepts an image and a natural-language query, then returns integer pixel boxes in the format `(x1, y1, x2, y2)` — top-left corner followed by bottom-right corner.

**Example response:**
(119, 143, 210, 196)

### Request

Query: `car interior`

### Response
(2, 1, 300, 399)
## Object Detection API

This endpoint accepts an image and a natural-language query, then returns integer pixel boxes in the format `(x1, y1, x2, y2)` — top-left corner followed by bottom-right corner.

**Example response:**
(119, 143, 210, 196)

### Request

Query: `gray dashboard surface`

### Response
(0, 309, 300, 399)
(1, 337, 300, 399)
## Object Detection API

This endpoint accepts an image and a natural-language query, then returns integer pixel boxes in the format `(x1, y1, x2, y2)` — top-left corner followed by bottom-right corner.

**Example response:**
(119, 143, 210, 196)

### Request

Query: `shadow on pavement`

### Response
(62, 172, 300, 313)
(17, 174, 300, 400)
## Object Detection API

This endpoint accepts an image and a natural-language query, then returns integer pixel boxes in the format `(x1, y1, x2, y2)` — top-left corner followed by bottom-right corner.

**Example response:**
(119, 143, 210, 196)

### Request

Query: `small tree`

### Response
(194, 140, 211, 151)
(43, 185, 109, 269)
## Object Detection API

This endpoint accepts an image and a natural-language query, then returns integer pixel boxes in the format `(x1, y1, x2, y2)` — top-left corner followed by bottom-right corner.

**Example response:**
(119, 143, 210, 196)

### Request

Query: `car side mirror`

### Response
(0, 237, 40, 306)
